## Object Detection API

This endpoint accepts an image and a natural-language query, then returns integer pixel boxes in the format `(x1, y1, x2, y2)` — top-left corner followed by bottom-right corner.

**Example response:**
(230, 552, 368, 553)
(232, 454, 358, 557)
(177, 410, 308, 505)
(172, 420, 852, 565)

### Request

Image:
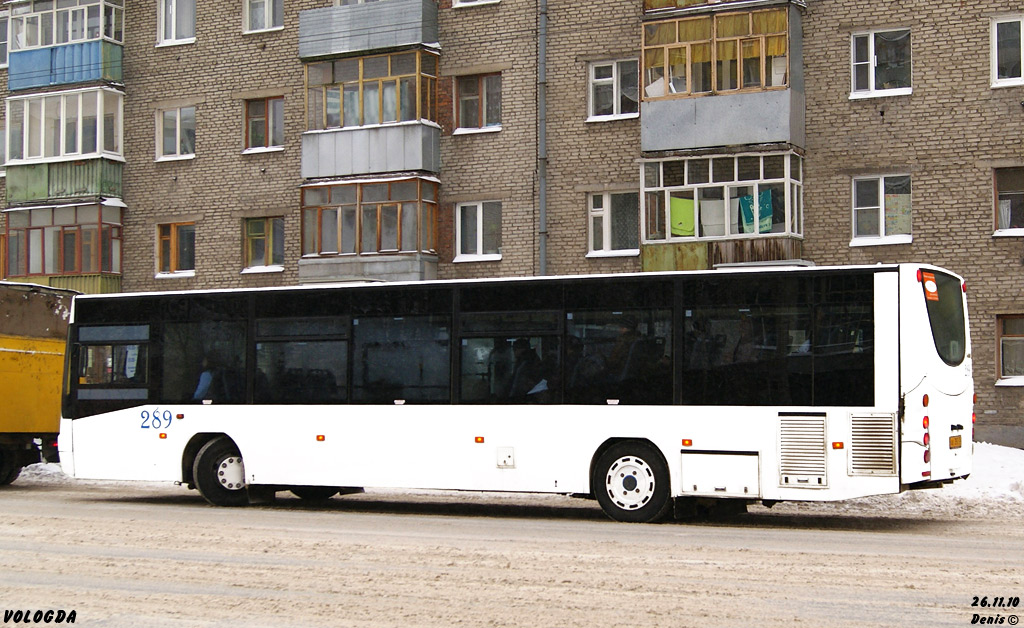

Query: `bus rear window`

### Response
(922, 270, 966, 366)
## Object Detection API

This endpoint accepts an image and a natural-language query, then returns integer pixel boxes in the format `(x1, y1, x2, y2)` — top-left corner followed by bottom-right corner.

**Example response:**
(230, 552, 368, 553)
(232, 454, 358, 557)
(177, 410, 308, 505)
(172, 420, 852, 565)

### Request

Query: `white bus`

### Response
(59, 264, 972, 522)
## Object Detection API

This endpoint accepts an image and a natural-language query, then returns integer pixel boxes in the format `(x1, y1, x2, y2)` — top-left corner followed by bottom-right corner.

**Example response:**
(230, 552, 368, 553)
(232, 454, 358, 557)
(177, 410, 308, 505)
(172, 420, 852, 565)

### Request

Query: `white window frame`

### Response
(452, 0, 501, 8)
(244, 0, 283, 33)
(8, 0, 124, 52)
(6, 87, 124, 165)
(587, 191, 639, 257)
(850, 28, 912, 99)
(157, 0, 195, 46)
(588, 60, 639, 122)
(156, 106, 196, 161)
(850, 175, 912, 247)
(0, 10, 9, 68)
(993, 167, 1024, 236)
(454, 200, 502, 262)
(641, 153, 803, 243)
(992, 16, 1024, 88)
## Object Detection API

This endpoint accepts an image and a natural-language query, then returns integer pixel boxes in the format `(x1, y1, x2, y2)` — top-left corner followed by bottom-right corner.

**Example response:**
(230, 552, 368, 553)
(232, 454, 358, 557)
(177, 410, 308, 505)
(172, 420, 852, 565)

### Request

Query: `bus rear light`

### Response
(176, 413, 185, 420)
(475, 436, 485, 444)
(316, 435, 325, 442)
(159, 433, 167, 440)
(681, 439, 692, 447)
(922, 416, 929, 429)
(962, 281, 967, 293)
(832, 442, 844, 449)
(922, 471, 931, 477)
(924, 450, 930, 463)
(917, 269, 923, 282)
(923, 433, 929, 447)
(972, 413, 976, 424)
(922, 394, 929, 407)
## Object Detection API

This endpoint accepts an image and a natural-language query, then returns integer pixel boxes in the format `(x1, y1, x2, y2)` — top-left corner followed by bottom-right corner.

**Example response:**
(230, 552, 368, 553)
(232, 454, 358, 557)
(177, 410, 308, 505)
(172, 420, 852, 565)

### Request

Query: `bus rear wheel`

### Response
(193, 437, 249, 507)
(593, 441, 671, 523)
(290, 486, 339, 501)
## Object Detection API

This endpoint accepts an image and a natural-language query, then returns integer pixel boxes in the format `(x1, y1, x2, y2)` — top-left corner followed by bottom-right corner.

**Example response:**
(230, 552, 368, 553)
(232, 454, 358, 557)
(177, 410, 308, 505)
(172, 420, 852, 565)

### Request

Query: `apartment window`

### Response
(589, 192, 639, 255)
(851, 175, 911, 244)
(246, 97, 284, 149)
(993, 17, 1024, 86)
(7, 88, 123, 163)
(245, 217, 284, 268)
(456, 201, 501, 260)
(456, 74, 501, 130)
(158, 0, 195, 45)
(643, 153, 802, 242)
(642, 8, 787, 99)
(158, 222, 195, 273)
(999, 315, 1024, 381)
(246, 0, 282, 32)
(589, 60, 639, 120)
(158, 106, 196, 159)
(995, 167, 1024, 233)
(306, 50, 438, 130)
(851, 29, 911, 97)
(0, 10, 9, 67)
(302, 178, 438, 256)
(8, 0, 123, 50)
(4, 205, 122, 277)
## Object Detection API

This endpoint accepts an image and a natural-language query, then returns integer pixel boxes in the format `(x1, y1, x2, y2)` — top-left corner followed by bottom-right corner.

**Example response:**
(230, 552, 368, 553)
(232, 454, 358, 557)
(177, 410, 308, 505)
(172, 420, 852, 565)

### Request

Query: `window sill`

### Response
(995, 377, 1024, 387)
(453, 253, 502, 263)
(243, 26, 284, 35)
(242, 146, 284, 155)
(452, 125, 502, 136)
(991, 78, 1024, 89)
(993, 228, 1024, 237)
(155, 154, 196, 163)
(7, 153, 126, 167)
(586, 113, 639, 123)
(586, 249, 640, 258)
(453, 0, 501, 7)
(241, 264, 284, 274)
(155, 270, 195, 279)
(156, 38, 196, 48)
(849, 235, 912, 247)
(849, 87, 913, 100)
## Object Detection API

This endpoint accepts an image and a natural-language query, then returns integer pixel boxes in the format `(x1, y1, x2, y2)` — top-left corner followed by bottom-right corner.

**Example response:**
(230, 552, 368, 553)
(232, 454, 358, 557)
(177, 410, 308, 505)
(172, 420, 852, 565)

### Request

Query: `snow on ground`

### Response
(14, 442, 1024, 519)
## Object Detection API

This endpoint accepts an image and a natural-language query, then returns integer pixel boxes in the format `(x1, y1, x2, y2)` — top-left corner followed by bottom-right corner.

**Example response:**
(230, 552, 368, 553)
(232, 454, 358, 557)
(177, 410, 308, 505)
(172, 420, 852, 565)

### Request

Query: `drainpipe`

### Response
(537, 0, 548, 276)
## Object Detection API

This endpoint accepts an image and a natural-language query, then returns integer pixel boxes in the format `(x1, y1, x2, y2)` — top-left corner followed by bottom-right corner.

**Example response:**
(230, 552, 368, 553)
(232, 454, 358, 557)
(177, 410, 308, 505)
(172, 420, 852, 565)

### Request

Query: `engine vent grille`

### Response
(850, 414, 897, 475)
(779, 415, 827, 487)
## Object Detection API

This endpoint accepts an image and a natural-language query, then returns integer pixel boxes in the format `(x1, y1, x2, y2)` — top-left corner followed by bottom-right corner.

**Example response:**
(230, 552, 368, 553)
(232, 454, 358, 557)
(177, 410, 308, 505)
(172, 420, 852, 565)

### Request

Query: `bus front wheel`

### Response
(593, 441, 671, 523)
(193, 437, 249, 507)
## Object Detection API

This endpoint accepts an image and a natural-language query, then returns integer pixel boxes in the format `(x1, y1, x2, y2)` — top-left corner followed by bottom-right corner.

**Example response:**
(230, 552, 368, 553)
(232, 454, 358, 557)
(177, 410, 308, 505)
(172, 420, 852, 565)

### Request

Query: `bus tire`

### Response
(593, 441, 672, 523)
(193, 437, 249, 507)
(290, 486, 339, 501)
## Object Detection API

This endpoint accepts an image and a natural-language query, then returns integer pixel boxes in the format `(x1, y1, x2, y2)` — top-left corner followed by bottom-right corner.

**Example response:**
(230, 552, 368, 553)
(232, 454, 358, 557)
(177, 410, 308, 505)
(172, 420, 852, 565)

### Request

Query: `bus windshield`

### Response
(922, 270, 966, 366)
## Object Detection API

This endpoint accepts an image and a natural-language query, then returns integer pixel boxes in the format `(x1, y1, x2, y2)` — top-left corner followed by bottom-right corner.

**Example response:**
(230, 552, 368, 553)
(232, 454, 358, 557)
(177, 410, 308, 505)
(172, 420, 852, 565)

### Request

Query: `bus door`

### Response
(898, 266, 973, 485)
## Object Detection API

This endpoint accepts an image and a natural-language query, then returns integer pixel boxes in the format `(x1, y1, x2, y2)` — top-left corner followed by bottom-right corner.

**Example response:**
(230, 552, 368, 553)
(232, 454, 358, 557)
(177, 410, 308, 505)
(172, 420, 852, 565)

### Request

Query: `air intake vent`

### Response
(850, 414, 897, 475)
(779, 415, 827, 487)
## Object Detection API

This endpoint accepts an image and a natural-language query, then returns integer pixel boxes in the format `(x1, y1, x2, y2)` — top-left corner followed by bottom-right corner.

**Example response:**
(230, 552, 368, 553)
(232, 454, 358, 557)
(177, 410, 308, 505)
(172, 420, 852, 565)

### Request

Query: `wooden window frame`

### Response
(157, 222, 195, 273)
(244, 217, 284, 268)
(245, 97, 284, 149)
(456, 73, 501, 130)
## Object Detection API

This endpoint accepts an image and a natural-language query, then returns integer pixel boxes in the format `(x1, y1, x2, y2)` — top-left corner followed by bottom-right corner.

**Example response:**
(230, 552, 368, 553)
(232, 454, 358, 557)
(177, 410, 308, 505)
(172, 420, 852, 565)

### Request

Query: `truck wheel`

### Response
(0, 447, 22, 486)
(192, 437, 249, 507)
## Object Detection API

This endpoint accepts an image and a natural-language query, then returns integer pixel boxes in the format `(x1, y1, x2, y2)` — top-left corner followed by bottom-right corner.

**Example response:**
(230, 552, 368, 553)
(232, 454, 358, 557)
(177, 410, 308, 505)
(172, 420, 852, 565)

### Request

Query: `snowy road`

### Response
(0, 444, 1022, 628)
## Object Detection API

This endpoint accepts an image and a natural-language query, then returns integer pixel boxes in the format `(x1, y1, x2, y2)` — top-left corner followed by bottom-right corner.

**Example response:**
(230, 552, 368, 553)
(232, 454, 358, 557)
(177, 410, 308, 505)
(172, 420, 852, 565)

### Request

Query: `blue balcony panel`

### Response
(8, 41, 123, 91)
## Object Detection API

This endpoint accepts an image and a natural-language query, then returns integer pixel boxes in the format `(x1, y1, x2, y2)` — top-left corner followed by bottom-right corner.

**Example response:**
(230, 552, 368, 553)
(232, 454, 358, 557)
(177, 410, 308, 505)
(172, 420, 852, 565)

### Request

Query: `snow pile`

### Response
(14, 442, 1024, 519)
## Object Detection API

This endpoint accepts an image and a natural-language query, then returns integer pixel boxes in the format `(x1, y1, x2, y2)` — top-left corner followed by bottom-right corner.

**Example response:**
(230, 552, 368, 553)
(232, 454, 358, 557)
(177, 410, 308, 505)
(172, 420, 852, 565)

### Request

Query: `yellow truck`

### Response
(0, 282, 75, 485)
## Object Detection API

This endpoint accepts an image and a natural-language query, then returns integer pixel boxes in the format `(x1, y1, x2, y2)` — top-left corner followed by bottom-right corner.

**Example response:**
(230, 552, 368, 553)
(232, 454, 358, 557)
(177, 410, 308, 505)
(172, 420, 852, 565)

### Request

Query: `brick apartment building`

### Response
(0, 0, 1022, 441)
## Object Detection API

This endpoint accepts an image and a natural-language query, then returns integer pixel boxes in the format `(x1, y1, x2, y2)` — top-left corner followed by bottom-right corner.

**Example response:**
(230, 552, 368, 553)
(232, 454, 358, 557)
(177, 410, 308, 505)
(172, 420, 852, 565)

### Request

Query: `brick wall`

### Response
(802, 0, 1024, 426)
(120, 1, 320, 292)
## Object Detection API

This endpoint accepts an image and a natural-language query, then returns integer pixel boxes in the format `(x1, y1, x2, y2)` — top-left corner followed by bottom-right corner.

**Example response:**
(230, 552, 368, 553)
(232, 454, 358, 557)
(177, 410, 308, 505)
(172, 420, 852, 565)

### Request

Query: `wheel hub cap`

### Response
(217, 456, 245, 490)
(606, 456, 654, 510)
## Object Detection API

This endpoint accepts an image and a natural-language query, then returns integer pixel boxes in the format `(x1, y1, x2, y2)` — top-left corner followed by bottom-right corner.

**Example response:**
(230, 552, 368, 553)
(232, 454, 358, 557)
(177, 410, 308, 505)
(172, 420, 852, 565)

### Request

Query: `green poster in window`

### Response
(884, 193, 911, 235)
